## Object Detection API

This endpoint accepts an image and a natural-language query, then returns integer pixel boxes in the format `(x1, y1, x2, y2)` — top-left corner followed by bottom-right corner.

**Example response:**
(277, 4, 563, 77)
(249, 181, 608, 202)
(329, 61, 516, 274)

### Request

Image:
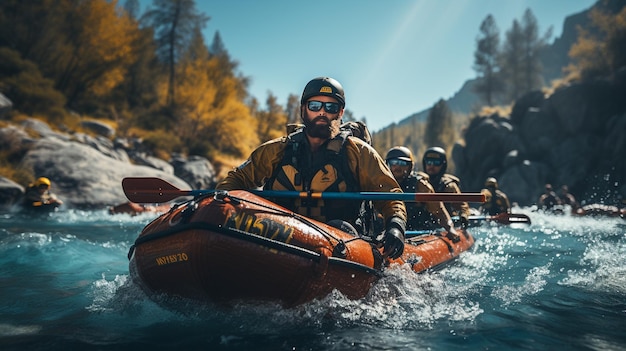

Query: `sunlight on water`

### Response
(77, 206, 625, 336)
(1, 206, 624, 349)
(561, 240, 626, 295)
(492, 265, 550, 305)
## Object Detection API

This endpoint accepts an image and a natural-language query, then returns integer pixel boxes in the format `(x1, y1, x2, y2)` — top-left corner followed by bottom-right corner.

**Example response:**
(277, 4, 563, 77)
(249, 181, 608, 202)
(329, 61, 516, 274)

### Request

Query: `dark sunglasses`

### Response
(307, 100, 341, 114)
(424, 158, 443, 166)
(387, 159, 410, 167)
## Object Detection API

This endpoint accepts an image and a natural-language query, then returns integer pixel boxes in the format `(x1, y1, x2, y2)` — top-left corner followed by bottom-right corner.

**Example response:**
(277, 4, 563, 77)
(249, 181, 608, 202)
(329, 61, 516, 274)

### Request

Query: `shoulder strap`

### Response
(442, 174, 460, 185)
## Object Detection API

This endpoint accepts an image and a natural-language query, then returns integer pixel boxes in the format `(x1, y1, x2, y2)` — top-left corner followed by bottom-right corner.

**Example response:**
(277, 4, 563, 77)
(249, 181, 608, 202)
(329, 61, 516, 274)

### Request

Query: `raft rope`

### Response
(128, 191, 370, 260)
(214, 191, 369, 248)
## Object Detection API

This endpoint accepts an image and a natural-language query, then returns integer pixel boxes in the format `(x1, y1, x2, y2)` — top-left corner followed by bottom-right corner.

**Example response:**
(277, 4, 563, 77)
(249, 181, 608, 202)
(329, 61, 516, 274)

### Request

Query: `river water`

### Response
(1, 206, 625, 350)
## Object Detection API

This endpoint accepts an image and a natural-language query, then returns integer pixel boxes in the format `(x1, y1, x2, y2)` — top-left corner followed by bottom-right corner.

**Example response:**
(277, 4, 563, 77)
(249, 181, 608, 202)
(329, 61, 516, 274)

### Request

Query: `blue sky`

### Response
(141, 0, 597, 132)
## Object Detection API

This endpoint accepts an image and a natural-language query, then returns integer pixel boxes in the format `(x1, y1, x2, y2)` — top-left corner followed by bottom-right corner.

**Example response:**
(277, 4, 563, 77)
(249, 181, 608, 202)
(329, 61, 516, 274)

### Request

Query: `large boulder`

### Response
(170, 154, 217, 190)
(0, 176, 24, 210)
(19, 137, 190, 209)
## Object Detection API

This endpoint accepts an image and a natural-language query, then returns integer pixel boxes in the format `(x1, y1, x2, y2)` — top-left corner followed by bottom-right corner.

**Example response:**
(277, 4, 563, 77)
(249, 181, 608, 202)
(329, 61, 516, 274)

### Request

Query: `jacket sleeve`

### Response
(216, 138, 287, 191)
(344, 138, 407, 225)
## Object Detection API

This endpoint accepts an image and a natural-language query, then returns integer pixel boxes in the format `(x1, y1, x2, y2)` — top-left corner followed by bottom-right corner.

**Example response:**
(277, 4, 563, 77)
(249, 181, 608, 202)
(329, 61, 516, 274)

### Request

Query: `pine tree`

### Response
(142, 0, 209, 107)
(473, 14, 503, 106)
(424, 99, 455, 149)
(520, 9, 551, 93)
(501, 19, 524, 101)
(500, 9, 551, 101)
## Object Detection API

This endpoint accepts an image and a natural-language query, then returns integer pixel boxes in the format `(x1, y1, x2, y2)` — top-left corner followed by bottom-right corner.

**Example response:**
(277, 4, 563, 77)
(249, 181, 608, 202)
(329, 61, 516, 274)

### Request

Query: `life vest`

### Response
(483, 188, 508, 215)
(432, 174, 462, 215)
(264, 129, 361, 223)
(400, 172, 438, 231)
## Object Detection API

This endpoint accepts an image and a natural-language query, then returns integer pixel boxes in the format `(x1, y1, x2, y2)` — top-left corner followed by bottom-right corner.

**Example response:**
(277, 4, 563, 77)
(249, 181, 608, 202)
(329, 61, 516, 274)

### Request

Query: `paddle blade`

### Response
(491, 213, 531, 225)
(122, 177, 192, 203)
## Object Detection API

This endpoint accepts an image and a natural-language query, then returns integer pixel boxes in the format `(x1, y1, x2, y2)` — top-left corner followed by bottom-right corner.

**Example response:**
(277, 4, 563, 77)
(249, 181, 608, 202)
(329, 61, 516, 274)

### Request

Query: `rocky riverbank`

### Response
(0, 117, 217, 211)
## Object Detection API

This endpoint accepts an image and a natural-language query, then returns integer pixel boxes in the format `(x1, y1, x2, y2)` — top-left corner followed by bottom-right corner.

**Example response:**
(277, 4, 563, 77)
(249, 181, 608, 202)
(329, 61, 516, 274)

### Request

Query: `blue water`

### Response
(1, 207, 625, 350)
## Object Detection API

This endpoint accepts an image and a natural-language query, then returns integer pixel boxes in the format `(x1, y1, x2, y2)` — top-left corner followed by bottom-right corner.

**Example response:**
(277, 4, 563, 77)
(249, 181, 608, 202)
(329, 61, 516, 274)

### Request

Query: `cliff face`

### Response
(452, 68, 626, 206)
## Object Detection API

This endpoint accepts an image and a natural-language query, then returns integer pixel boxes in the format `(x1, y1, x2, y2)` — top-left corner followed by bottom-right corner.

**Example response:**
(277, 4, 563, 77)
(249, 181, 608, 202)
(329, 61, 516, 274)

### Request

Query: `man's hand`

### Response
(459, 215, 469, 229)
(446, 227, 461, 243)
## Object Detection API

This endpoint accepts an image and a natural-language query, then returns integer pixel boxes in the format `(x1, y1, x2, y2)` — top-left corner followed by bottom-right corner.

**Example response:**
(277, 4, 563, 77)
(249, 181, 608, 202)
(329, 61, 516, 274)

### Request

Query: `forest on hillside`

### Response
(1, 0, 625, 178)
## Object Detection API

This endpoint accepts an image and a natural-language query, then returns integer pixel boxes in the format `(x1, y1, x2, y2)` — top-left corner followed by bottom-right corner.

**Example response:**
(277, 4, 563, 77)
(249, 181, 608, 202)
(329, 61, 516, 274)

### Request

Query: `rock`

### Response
(0, 92, 12, 117)
(129, 152, 174, 174)
(170, 154, 217, 189)
(0, 176, 24, 211)
(454, 75, 625, 206)
(19, 137, 190, 209)
(21, 118, 70, 141)
(80, 119, 115, 138)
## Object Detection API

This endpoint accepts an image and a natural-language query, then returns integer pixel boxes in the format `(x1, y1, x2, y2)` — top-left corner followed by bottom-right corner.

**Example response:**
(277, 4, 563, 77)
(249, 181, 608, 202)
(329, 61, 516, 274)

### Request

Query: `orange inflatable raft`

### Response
(128, 190, 474, 307)
(109, 201, 172, 216)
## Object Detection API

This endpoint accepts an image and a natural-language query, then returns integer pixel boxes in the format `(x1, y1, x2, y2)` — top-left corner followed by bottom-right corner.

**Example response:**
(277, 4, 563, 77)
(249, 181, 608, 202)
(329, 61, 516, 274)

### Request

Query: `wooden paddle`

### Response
(122, 177, 486, 204)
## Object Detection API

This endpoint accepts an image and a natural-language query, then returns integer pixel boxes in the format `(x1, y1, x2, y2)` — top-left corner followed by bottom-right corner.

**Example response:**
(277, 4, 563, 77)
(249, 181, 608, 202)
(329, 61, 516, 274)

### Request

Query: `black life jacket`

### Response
(264, 128, 361, 223)
(432, 174, 461, 214)
(400, 172, 438, 231)
(483, 188, 508, 215)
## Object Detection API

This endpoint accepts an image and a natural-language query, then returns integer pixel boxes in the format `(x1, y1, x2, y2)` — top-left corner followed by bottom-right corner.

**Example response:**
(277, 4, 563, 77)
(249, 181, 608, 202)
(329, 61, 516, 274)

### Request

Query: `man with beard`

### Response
(216, 77, 407, 259)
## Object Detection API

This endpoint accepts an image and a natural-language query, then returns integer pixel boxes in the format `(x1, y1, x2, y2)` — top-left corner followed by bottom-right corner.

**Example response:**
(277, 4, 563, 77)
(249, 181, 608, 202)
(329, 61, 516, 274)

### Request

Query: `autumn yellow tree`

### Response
(256, 93, 288, 143)
(171, 27, 258, 158)
(70, 0, 139, 100)
(568, 4, 626, 81)
(0, 0, 141, 111)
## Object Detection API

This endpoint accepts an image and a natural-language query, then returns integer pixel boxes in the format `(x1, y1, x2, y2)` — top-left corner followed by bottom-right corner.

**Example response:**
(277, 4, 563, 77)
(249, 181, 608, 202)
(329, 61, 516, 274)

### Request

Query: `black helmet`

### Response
(422, 146, 447, 173)
(385, 146, 413, 163)
(301, 77, 345, 107)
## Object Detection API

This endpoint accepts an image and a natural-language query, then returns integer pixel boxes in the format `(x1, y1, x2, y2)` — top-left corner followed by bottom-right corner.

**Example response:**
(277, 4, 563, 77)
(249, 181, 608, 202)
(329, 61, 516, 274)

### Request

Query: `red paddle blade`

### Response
(122, 177, 192, 203)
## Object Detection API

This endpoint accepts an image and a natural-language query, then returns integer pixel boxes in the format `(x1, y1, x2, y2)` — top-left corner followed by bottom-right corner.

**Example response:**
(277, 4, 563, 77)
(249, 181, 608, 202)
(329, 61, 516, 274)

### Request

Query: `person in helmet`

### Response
(479, 177, 511, 215)
(557, 185, 579, 211)
(217, 77, 407, 259)
(22, 176, 63, 210)
(422, 147, 471, 228)
(537, 183, 561, 211)
(385, 146, 460, 242)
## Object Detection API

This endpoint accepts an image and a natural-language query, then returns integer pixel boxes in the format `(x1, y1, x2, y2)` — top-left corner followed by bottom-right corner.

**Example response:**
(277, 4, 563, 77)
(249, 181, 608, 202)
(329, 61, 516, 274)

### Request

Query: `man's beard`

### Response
(303, 115, 341, 139)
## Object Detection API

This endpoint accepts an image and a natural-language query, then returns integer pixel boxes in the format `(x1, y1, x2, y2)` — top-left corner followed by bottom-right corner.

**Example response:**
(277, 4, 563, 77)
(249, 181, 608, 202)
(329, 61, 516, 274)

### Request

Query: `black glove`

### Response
(382, 227, 405, 259)
(459, 215, 469, 229)
(446, 227, 461, 243)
